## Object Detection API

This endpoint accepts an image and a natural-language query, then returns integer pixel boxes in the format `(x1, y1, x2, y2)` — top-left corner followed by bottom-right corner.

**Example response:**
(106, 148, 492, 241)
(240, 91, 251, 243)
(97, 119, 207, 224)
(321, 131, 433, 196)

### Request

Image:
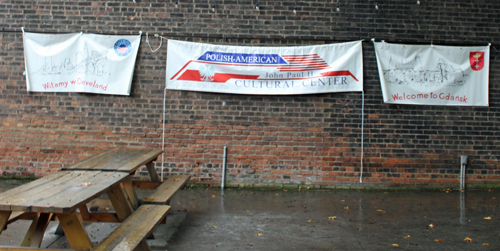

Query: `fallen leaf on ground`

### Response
(308, 219, 313, 222)
(329, 216, 337, 220)
(211, 225, 217, 228)
(429, 223, 434, 228)
(403, 235, 410, 239)
(212, 195, 216, 198)
(483, 243, 489, 246)
(275, 193, 279, 196)
(484, 216, 492, 220)
(391, 243, 399, 247)
(256, 233, 263, 236)
(344, 207, 349, 209)
(246, 210, 251, 213)
(435, 239, 443, 242)
(464, 237, 473, 242)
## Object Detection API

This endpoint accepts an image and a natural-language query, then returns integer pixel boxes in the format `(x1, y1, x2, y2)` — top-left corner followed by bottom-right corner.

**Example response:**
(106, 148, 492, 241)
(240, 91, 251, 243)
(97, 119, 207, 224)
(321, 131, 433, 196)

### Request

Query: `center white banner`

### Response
(166, 40, 363, 95)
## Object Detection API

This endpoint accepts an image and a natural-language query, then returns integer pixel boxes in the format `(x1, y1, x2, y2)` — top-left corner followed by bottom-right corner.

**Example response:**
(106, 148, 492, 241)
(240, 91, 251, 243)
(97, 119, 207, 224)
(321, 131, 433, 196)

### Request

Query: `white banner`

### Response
(166, 40, 363, 95)
(23, 32, 141, 95)
(374, 42, 490, 106)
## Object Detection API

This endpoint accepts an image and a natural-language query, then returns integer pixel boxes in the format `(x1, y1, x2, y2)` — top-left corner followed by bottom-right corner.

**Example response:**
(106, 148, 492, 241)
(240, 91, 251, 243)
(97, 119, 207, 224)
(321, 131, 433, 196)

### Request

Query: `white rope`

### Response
(360, 90, 365, 183)
(146, 33, 163, 53)
(161, 88, 167, 182)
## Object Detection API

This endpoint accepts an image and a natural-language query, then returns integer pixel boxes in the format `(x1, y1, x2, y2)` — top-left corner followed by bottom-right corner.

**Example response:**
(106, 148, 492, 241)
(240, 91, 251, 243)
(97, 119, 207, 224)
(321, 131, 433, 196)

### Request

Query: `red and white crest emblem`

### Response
(470, 51, 485, 71)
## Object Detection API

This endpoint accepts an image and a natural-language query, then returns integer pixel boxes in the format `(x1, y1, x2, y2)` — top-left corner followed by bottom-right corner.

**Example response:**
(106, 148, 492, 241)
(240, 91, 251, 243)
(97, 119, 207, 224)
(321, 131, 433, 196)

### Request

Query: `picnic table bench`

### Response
(0, 149, 191, 251)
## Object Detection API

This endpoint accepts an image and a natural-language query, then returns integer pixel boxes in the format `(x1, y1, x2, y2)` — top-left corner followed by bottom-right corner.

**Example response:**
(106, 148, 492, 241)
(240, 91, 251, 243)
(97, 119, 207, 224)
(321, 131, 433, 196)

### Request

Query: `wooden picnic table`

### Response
(0, 170, 133, 250)
(0, 149, 187, 251)
(62, 149, 163, 182)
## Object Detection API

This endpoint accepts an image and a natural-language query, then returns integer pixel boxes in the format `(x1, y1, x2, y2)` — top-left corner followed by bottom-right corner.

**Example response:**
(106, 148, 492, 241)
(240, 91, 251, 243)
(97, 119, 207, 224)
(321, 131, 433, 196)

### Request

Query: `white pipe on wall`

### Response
(221, 146, 227, 189)
(460, 156, 467, 190)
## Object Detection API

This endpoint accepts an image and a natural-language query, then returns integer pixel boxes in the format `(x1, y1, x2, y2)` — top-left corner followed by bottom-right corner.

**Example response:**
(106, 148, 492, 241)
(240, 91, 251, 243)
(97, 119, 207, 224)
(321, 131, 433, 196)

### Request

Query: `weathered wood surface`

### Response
(91, 205, 170, 251)
(62, 149, 163, 174)
(0, 171, 129, 213)
(0, 247, 72, 251)
(58, 212, 93, 250)
(141, 175, 191, 205)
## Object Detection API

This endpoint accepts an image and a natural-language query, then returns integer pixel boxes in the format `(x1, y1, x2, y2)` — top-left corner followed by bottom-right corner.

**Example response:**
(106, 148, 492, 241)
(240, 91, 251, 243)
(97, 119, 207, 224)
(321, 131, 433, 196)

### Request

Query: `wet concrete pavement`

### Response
(0, 180, 499, 250)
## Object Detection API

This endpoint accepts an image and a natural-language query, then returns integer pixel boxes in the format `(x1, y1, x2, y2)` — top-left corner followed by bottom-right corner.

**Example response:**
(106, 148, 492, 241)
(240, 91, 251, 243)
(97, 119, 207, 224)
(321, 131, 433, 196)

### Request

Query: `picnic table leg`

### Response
(21, 213, 54, 247)
(0, 211, 12, 235)
(146, 162, 161, 182)
(121, 176, 140, 210)
(107, 185, 133, 222)
(136, 240, 152, 251)
(57, 212, 93, 250)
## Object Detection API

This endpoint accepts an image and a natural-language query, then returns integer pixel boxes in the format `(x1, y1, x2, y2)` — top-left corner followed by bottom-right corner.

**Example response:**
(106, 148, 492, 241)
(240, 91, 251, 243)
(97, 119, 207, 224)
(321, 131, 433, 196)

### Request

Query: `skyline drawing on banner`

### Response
(34, 42, 108, 77)
(383, 55, 470, 87)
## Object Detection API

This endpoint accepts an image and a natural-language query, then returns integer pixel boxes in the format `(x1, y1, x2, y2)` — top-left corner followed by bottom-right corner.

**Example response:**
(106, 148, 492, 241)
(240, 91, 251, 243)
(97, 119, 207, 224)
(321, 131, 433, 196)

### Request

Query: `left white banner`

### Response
(166, 40, 363, 95)
(23, 32, 141, 95)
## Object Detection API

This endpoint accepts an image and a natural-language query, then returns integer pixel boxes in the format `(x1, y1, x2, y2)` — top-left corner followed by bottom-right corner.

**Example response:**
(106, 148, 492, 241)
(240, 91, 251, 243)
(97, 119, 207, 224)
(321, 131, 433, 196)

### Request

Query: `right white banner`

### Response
(373, 42, 490, 106)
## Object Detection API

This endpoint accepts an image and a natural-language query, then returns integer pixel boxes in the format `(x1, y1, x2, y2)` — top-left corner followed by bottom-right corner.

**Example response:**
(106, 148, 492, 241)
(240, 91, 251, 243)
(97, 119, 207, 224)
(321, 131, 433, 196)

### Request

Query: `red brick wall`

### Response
(1, 0, 499, 188)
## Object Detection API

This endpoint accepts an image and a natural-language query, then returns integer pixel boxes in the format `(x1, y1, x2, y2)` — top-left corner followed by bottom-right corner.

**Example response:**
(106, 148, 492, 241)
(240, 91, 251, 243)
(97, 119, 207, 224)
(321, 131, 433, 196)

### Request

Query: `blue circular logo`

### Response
(114, 39, 132, 57)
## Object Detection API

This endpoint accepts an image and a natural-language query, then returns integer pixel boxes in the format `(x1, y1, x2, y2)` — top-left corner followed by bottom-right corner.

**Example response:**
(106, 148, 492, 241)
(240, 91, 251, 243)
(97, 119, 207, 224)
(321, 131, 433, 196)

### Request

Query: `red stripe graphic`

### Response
(171, 55, 351, 80)
(177, 70, 260, 82)
(176, 70, 358, 82)
(278, 54, 330, 72)
(321, 71, 359, 81)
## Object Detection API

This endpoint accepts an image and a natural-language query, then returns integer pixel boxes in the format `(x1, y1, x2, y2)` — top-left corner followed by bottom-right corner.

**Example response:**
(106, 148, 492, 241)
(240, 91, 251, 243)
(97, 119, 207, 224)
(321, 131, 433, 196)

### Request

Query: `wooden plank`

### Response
(20, 213, 40, 247)
(7, 212, 37, 224)
(29, 213, 52, 248)
(61, 149, 120, 171)
(91, 205, 170, 251)
(116, 150, 163, 173)
(57, 212, 93, 250)
(0, 211, 12, 235)
(1, 171, 101, 212)
(79, 206, 90, 221)
(7, 211, 25, 222)
(62, 149, 162, 173)
(107, 185, 133, 222)
(25, 171, 129, 213)
(121, 177, 139, 210)
(79, 212, 120, 223)
(84, 150, 147, 172)
(135, 240, 151, 251)
(132, 181, 162, 190)
(0, 247, 72, 251)
(145, 162, 160, 182)
(87, 198, 113, 211)
(0, 172, 68, 211)
(141, 175, 191, 205)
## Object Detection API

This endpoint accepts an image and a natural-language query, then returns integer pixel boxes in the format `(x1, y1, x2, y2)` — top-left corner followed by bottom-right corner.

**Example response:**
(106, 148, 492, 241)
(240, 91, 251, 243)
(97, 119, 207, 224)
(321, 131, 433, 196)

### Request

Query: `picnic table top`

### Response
(61, 149, 163, 173)
(0, 170, 129, 213)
